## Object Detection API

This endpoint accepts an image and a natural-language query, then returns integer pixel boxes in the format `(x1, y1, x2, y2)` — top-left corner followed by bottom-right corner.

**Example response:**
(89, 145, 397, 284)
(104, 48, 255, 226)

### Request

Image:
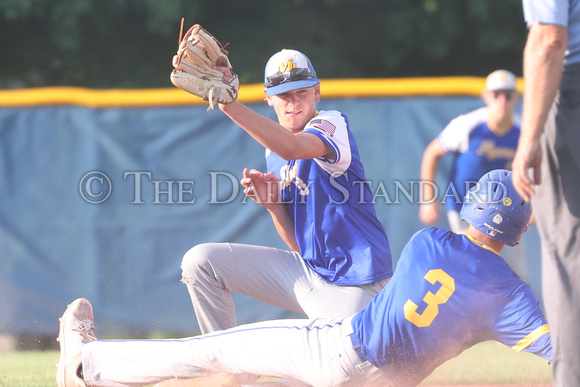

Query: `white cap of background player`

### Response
(485, 70, 517, 91)
(264, 49, 319, 96)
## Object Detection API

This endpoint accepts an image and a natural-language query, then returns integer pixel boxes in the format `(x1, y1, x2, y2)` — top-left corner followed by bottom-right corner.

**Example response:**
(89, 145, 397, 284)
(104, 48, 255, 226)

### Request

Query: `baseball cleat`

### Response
(56, 298, 97, 387)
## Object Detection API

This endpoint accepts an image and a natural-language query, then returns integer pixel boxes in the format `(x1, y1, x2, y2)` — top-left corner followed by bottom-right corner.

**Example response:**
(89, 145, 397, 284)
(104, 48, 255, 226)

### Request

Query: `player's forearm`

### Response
(420, 165, 438, 202)
(220, 102, 329, 161)
(268, 205, 299, 252)
(521, 22, 567, 144)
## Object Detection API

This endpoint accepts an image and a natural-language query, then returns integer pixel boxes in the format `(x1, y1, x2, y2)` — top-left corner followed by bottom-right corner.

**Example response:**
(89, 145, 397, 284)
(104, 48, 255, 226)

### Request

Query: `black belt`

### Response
(349, 333, 367, 362)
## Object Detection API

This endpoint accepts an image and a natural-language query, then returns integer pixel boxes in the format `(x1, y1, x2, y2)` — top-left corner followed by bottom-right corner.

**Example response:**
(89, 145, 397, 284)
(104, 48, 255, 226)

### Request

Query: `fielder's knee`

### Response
(180, 243, 224, 285)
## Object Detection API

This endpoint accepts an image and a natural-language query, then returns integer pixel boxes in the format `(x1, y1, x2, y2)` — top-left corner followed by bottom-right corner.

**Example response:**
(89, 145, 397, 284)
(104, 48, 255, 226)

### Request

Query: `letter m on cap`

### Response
(278, 60, 296, 73)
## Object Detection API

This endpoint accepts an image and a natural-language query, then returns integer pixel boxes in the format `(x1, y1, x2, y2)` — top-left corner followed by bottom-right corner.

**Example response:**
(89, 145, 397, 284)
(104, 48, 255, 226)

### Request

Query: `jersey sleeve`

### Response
(438, 115, 470, 153)
(302, 110, 352, 176)
(438, 107, 487, 153)
(493, 283, 553, 361)
(523, 0, 569, 27)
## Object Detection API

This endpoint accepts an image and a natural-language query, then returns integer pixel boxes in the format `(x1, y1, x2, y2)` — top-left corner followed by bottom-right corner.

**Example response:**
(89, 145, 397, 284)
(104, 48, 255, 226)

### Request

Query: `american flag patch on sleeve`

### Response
(310, 119, 336, 136)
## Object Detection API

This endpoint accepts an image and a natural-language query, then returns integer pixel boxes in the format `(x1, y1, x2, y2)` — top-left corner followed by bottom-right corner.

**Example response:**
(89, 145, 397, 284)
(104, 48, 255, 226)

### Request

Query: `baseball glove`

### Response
(170, 23, 239, 110)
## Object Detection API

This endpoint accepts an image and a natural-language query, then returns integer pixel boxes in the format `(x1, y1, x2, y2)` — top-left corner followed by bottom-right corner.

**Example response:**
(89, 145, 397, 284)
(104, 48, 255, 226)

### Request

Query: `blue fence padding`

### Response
(0, 96, 541, 337)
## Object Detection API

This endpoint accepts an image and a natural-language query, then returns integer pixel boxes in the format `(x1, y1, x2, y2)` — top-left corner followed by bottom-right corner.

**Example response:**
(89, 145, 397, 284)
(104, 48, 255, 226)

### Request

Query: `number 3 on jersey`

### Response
(404, 269, 456, 327)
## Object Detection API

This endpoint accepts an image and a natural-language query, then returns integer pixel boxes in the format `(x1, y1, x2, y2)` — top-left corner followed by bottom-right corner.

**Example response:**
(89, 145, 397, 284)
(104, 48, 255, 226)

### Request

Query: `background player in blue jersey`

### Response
(180, 49, 392, 335)
(420, 70, 522, 234)
(57, 170, 552, 387)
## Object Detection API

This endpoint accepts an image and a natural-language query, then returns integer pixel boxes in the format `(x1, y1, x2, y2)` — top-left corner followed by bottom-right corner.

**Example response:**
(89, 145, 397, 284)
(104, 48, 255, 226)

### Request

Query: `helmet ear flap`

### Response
(507, 198, 532, 245)
(460, 169, 532, 246)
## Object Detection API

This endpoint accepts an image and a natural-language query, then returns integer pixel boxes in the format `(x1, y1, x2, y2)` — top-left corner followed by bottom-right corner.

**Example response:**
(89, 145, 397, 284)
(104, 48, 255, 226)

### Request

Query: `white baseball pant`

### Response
(181, 243, 389, 334)
(81, 316, 385, 387)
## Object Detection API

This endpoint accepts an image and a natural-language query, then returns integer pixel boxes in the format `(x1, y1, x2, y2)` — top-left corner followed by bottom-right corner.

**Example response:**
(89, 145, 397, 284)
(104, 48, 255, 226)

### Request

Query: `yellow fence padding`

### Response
(0, 77, 524, 108)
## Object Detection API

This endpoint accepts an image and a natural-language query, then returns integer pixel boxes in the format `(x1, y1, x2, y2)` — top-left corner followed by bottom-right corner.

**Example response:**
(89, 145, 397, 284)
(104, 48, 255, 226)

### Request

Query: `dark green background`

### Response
(0, 0, 528, 89)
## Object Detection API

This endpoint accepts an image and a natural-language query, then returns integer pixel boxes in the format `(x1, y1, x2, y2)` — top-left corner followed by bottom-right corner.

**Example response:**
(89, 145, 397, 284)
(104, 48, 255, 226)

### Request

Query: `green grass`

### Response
(0, 351, 59, 387)
(0, 341, 552, 386)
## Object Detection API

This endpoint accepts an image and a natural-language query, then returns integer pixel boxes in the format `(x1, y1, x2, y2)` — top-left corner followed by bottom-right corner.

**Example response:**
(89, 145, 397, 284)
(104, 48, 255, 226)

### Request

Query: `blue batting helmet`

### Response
(460, 169, 532, 246)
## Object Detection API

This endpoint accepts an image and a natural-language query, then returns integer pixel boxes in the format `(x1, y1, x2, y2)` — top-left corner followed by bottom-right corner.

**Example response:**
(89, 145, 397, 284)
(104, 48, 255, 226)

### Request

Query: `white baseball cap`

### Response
(264, 49, 319, 96)
(485, 70, 517, 91)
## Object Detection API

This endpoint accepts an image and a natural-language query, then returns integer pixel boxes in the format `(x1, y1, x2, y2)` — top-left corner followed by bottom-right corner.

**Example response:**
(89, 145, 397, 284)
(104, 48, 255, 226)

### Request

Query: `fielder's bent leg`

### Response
(181, 243, 307, 334)
(181, 243, 238, 334)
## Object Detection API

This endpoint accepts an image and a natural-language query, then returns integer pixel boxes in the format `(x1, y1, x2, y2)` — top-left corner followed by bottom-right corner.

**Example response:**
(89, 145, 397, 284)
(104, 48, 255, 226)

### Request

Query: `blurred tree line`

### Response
(0, 0, 528, 89)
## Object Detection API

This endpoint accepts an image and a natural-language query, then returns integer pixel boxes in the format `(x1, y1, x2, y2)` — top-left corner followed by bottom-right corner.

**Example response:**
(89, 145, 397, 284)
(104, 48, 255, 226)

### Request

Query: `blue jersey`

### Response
(438, 107, 521, 212)
(266, 110, 392, 285)
(351, 228, 552, 386)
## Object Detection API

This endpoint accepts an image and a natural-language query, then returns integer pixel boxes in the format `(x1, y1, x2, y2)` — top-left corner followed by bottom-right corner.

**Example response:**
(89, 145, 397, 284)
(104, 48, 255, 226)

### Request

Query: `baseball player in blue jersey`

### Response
(57, 170, 552, 387)
(420, 70, 522, 233)
(180, 49, 392, 335)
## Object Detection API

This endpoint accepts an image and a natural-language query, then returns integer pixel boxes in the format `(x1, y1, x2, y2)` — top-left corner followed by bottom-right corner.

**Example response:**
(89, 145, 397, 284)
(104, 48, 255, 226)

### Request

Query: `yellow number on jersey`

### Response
(404, 269, 456, 327)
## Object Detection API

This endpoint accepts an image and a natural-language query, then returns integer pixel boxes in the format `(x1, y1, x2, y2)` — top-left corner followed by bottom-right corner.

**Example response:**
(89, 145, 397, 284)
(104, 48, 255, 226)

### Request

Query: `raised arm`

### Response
(219, 101, 329, 161)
